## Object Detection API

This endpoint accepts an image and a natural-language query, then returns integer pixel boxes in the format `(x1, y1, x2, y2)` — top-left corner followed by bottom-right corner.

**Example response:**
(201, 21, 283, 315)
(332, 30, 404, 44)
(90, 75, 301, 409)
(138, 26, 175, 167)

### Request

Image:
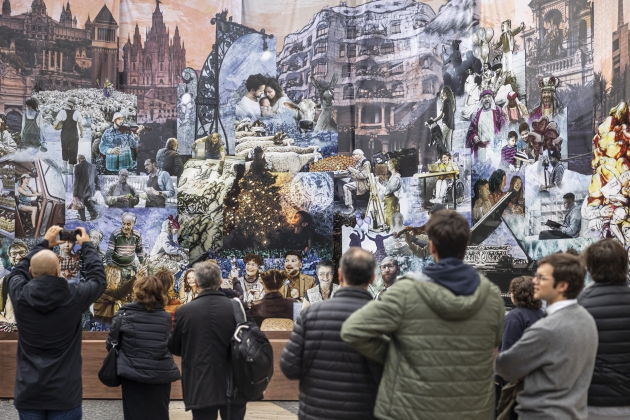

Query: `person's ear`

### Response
(555, 280, 569, 296)
(338, 268, 345, 287)
(28, 267, 33, 276)
(369, 274, 375, 285)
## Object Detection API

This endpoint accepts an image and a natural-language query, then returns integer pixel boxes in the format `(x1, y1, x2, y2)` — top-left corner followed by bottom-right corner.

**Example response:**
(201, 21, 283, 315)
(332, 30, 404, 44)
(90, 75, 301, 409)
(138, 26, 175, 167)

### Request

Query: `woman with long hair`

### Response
(17, 174, 41, 229)
(488, 169, 507, 206)
(0, 114, 17, 156)
(264, 77, 290, 114)
(154, 269, 181, 322)
(106, 275, 180, 420)
(179, 268, 199, 304)
(507, 176, 524, 215)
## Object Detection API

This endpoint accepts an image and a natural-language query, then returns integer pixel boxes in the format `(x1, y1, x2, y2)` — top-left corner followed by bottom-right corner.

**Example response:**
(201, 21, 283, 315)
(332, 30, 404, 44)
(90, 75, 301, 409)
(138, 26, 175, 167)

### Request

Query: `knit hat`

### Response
(112, 112, 125, 122)
(480, 89, 494, 98)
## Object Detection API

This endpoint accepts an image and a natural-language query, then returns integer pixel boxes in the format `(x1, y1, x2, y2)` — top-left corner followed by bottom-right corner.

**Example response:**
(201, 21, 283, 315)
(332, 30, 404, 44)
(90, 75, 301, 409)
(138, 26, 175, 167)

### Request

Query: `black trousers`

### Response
(77, 197, 98, 220)
(61, 134, 79, 164)
(191, 404, 246, 420)
(121, 377, 171, 420)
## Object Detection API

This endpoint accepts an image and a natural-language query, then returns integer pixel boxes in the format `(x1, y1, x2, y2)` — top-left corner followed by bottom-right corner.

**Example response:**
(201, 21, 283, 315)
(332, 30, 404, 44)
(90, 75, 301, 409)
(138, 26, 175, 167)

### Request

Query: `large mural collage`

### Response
(0, 0, 624, 330)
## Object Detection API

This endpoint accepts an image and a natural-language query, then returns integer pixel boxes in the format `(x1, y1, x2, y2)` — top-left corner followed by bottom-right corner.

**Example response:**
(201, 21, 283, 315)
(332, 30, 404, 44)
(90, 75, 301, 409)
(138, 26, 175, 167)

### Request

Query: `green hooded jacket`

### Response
(341, 272, 505, 420)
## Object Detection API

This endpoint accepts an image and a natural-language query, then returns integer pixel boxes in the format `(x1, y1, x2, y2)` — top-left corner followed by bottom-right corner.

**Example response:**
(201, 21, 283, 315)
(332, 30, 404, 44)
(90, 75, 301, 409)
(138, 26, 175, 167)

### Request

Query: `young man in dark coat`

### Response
(156, 138, 184, 177)
(168, 261, 253, 420)
(280, 248, 382, 420)
(578, 239, 630, 418)
(73, 154, 100, 221)
(8, 226, 106, 419)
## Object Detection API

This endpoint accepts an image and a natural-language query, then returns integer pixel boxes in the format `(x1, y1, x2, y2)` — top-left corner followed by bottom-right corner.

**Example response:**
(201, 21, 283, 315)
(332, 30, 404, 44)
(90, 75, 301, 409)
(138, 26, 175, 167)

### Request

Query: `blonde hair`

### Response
(105, 264, 122, 289)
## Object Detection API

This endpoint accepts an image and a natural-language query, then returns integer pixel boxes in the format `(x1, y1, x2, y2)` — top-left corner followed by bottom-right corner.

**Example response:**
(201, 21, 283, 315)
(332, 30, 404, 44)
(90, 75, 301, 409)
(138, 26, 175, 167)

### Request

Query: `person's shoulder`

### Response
(110, 228, 122, 237)
(131, 229, 142, 238)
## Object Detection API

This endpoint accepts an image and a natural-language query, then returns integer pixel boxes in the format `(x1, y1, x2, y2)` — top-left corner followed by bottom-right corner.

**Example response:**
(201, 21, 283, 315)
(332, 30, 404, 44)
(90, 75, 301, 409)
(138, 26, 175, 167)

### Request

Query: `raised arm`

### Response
(75, 228, 107, 311)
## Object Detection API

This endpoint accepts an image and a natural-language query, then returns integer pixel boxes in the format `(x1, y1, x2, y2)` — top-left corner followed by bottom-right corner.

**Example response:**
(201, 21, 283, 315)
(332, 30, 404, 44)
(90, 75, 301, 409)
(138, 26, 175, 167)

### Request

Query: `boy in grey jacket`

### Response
(496, 252, 598, 420)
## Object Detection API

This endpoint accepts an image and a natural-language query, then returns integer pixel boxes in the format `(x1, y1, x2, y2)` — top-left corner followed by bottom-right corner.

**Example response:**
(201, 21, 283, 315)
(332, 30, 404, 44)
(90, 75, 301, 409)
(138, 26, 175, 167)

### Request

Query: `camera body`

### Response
(59, 229, 80, 241)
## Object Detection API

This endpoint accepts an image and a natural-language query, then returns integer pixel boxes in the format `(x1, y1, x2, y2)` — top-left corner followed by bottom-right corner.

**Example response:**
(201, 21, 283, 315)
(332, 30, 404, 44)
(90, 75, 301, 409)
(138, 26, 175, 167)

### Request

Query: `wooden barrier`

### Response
(0, 331, 298, 401)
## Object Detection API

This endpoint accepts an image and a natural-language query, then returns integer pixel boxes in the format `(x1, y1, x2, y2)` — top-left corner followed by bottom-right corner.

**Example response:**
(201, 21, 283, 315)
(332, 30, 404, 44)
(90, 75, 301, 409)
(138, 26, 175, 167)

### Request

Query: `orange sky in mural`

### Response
(10, 0, 120, 27)
(119, 0, 240, 70)
(242, 0, 448, 51)
(594, 0, 629, 83)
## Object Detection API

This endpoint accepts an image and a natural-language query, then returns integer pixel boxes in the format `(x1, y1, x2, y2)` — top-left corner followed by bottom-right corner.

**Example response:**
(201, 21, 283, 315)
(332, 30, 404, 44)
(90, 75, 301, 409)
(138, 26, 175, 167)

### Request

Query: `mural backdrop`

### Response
(0, 0, 624, 330)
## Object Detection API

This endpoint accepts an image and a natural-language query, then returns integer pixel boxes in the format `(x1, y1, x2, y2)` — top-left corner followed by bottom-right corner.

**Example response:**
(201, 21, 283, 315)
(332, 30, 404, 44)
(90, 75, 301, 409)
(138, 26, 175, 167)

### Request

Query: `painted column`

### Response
(381, 106, 386, 128)
(60, 52, 63, 73)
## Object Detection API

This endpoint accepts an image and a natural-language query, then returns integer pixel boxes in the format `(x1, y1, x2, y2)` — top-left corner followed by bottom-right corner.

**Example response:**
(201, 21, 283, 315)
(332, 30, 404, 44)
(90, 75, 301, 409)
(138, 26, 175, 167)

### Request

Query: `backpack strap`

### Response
(231, 298, 246, 324)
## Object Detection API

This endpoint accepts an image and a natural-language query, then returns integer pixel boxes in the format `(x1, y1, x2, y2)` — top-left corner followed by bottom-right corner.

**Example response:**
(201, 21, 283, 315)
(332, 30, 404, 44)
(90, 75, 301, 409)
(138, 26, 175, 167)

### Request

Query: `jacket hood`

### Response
(411, 268, 490, 321)
(422, 258, 480, 296)
(21, 275, 71, 313)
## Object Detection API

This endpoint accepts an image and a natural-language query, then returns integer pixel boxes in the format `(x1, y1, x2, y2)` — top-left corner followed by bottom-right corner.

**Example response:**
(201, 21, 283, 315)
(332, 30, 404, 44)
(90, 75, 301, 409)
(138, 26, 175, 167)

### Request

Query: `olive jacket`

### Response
(341, 273, 504, 420)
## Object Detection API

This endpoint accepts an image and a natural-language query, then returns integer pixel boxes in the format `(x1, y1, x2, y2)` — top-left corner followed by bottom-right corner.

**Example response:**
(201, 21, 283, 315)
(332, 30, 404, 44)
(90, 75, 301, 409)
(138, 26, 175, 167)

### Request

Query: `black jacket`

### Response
(8, 240, 106, 410)
(280, 286, 382, 420)
(251, 291, 295, 327)
(167, 289, 253, 409)
(156, 148, 184, 177)
(106, 302, 180, 384)
(73, 159, 99, 199)
(578, 282, 630, 407)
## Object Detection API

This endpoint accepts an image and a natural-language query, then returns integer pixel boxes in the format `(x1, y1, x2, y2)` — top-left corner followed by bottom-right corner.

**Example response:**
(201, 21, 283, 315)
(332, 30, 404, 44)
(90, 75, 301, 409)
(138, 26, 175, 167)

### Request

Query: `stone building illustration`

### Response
(0, 0, 118, 127)
(521, 0, 593, 88)
(276, 0, 441, 156)
(612, 0, 630, 82)
(120, 0, 186, 124)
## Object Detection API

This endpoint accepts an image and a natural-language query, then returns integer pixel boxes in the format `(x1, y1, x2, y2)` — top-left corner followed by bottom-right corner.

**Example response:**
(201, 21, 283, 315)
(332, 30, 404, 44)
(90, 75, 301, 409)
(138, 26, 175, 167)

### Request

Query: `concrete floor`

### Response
(0, 400, 298, 419)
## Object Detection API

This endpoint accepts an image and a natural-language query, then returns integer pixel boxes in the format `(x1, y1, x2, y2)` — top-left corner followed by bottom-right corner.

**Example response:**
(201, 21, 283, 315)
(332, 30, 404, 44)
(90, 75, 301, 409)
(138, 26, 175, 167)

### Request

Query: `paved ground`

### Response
(0, 400, 298, 419)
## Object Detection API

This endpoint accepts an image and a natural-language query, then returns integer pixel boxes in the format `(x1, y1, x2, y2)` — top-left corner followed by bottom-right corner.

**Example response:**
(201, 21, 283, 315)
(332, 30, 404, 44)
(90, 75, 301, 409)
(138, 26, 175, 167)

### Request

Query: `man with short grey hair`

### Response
(281, 248, 381, 419)
(342, 149, 371, 214)
(168, 261, 252, 420)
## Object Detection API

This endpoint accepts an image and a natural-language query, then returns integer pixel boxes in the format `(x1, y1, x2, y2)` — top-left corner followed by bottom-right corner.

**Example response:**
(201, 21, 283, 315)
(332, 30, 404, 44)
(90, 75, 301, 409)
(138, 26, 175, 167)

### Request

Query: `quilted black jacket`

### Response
(578, 282, 630, 407)
(280, 286, 382, 420)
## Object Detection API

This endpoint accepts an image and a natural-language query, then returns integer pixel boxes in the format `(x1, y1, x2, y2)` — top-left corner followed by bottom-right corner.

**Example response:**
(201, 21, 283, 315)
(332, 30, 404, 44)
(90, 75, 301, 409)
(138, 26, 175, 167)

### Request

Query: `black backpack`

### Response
(227, 298, 274, 402)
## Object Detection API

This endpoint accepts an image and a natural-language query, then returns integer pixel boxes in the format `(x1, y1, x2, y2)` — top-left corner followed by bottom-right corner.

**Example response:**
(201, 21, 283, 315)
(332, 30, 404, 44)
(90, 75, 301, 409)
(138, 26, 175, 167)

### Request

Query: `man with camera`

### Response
(8, 226, 106, 419)
(100, 113, 143, 173)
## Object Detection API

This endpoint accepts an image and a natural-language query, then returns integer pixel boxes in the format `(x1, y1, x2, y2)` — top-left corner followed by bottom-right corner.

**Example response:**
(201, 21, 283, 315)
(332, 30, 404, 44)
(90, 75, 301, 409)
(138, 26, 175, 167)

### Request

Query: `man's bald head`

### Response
(339, 248, 376, 286)
(30, 250, 60, 278)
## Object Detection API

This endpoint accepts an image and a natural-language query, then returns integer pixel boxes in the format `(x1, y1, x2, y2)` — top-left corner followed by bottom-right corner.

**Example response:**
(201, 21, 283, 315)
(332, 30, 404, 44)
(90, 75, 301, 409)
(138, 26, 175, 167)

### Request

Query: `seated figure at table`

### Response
(431, 152, 459, 204)
(340, 149, 371, 214)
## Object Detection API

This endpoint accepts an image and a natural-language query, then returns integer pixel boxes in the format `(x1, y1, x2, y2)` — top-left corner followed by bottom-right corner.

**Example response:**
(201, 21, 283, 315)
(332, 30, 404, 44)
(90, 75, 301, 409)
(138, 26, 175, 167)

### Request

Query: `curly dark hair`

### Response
(245, 74, 267, 92)
(488, 169, 506, 194)
(243, 253, 264, 266)
(264, 77, 285, 107)
(509, 276, 542, 309)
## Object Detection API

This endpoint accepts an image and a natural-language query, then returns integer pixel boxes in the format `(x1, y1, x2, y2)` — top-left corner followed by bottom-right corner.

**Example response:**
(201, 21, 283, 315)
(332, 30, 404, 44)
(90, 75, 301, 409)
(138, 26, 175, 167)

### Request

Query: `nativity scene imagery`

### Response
(1, 0, 630, 335)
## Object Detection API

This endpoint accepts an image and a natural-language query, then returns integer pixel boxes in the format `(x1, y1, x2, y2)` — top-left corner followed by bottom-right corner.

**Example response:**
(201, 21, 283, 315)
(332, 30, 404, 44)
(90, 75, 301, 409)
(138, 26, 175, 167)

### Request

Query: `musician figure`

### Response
(100, 112, 143, 173)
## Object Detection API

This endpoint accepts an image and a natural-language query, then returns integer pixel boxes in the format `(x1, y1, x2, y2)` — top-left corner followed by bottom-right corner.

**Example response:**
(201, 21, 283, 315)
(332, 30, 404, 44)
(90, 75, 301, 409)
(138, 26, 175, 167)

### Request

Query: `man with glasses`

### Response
(496, 252, 597, 419)
(374, 256, 399, 300)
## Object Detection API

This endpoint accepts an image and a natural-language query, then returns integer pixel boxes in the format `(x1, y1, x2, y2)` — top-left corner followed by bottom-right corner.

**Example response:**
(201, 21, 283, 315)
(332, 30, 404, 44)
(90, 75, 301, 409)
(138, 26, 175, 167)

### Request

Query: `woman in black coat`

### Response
(578, 240, 630, 419)
(106, 275, 181, 420)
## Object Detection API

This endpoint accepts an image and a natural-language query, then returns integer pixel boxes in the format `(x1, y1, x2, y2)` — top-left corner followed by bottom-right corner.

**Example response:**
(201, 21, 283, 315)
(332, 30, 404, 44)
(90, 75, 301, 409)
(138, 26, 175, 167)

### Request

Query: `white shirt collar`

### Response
(545, 299, 577, 316)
